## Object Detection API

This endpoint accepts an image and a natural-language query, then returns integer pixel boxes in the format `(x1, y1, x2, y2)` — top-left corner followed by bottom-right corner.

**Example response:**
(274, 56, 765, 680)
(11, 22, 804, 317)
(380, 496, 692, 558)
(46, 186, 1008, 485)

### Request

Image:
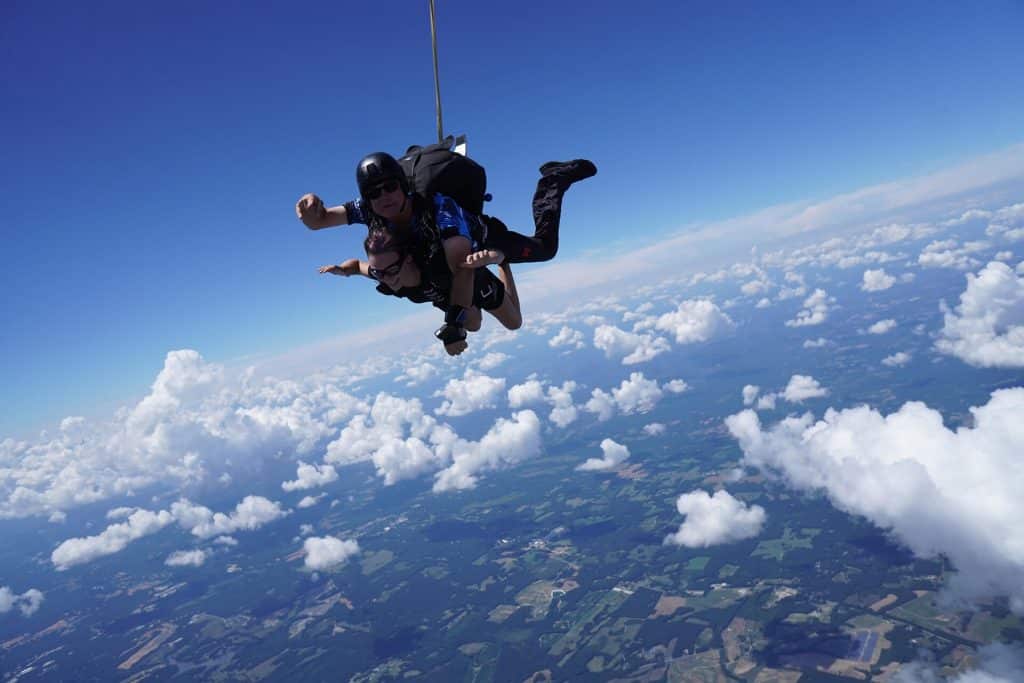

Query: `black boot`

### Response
(538, 159, 597, 185)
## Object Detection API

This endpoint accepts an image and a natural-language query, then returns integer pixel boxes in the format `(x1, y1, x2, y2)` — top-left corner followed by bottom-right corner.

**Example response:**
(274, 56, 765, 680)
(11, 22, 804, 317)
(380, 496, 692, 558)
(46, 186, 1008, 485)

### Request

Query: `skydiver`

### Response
(296, 155, 595, 354)
(318, 229, 521, 355)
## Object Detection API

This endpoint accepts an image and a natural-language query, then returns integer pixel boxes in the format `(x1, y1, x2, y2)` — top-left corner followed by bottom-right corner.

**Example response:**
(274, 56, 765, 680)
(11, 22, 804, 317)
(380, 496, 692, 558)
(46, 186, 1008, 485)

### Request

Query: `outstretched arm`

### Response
(296, 194, 355, 230)
(318, 258, 370, 277)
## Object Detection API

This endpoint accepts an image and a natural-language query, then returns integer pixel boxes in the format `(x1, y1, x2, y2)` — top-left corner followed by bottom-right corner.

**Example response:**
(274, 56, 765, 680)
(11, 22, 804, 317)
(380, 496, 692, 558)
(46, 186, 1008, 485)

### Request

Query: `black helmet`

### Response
(356, 152, 409, 201)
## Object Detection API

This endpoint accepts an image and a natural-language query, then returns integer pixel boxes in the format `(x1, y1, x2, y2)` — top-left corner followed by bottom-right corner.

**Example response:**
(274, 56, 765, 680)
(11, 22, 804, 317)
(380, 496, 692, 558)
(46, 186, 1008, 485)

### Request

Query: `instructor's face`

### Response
(369, 182, 405, 220)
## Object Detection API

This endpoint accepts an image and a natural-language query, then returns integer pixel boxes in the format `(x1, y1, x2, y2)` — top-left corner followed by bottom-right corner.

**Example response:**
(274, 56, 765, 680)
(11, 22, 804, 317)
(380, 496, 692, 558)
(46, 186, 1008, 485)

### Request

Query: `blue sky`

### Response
(2, 0, 1023, 436)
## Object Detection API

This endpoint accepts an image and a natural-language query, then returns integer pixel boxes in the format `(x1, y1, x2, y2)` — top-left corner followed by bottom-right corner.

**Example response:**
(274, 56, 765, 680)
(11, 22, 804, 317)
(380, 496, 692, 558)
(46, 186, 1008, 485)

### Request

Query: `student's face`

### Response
(368, 250, 418, 290)
(368, 180, 406, 220)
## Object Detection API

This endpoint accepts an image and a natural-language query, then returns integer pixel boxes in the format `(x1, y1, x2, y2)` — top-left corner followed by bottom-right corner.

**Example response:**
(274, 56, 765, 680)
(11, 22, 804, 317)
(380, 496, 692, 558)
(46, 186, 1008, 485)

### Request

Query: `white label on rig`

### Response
(453, 134, 468, 157)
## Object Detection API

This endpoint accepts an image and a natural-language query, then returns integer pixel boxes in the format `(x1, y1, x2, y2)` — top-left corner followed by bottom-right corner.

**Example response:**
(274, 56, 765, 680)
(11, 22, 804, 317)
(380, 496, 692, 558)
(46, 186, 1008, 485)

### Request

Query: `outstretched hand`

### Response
(319, 259, 360, 276)
(296, 193, 326, 229)
(460, 249, 505, 269)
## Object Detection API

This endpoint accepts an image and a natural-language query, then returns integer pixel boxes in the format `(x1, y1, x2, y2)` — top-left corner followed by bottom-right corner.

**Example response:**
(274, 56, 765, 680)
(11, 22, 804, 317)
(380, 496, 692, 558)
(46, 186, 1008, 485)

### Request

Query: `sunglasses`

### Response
(365, 179, 401, 200)
(368, 253, 406, 279)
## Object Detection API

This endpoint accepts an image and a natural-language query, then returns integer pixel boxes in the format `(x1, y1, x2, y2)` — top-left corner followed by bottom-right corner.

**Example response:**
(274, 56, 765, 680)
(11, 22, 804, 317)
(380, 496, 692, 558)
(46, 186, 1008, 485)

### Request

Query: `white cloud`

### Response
(0, 349, 368, 521)
(584, 389, 616, 422)
(0, 587, 45, 617)
(936, 261, 1024, 368)
(781, 375, 829, 403)
(803, 337, 830, 349)
(171, 496, 289, 540)
(396, 362, 437, 386)
(549, 326, 585, 350)
(785, 289, 832, 327)
(297, 494, 326, 508)
(434, 371, 506, 417)
(645, 299, 735, 344)
(862, 269, 896, 292)
(51, 508, 175, 570)
(475, 352, 509, 371)
(576, 438, 631, 471)
(325, 392, 535, 489)
(894, 643, 1024, 683)
(882, 352, 912, 367)
(742, 385, 760, 406)
(507, 380, 546, 408)
(756, 394, 778, 410)
(868, 319, 897, 335)
(303, 536, 360, 571)
(213, 536, 237, 546)
(584, 372, 670, 422)
(664, 379, 689, 394)
(546, 381, 579, 428)
(643, 423, 666, 436)
(433, 410, 543, 492)
(919, 239, 984, 270)
(299, 523, 315, 536)
(281, 461, 338, 492)
(593, 325, 671, 365)
(165, 549, 208, 567)
(725, 388, 1024, 612)
(664, 490, 766, 547)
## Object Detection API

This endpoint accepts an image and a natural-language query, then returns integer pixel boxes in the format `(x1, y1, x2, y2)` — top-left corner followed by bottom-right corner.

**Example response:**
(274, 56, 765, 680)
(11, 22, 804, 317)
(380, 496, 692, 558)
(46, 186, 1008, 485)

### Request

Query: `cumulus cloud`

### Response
(0, 587, 45, 617)
(0, 350, 368, 520)
(546, 381, 579, 428)
(726, 388, 1024, 612)
(576, 439, 630, 471)
(297, 494, 326, 508)
(894, 643, 1024, 683)
(52, 508, 175, 570)
(325, 392, 539, 489)
(936, 261, 1024, 368)
(919, 239, 985, 270)
(281, 462, 338, 492)
(395, 361, 437, 386)
(868, 319, 897, 335)
(643, 299, 735, 344)
(742, 385, 760, 406)
(434, 371, 506, 417)
(664, 379, 689, 394)
(643, 423, 666, 436)
(862, 269, 896, 292)
(664, 490, 766, 547)
(593, 325, 671, 365)
(549, 326, 585, 350)
(433, 410, 543, 492)
(171, 496, 289, 540)
(883, 352, 912, 367)
(165, 549, 208, 567)
(785, 289, 832, 327)
(303, 536, 360, 571)
(475, 352, 509, 371)
(803, 337, 830, 349)
(507, 380, 546, 408)
(781, 375, 829, 403)
(584, 372, 673, 421)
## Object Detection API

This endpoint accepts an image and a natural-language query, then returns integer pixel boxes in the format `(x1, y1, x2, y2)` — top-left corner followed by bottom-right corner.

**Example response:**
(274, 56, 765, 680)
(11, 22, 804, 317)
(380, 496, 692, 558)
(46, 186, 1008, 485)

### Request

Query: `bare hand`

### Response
(296, 193, 326, 229)
(444, 339, 468, 356)
(319, 259, 361, 276)
(461, 249, 505, 269)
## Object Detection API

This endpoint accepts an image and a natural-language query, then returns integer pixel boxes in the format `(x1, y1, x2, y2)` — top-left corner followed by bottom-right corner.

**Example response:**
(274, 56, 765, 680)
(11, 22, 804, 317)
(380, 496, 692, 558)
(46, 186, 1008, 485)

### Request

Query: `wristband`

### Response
(435, 323, 467, 345)
(444, 305, 467, 327)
